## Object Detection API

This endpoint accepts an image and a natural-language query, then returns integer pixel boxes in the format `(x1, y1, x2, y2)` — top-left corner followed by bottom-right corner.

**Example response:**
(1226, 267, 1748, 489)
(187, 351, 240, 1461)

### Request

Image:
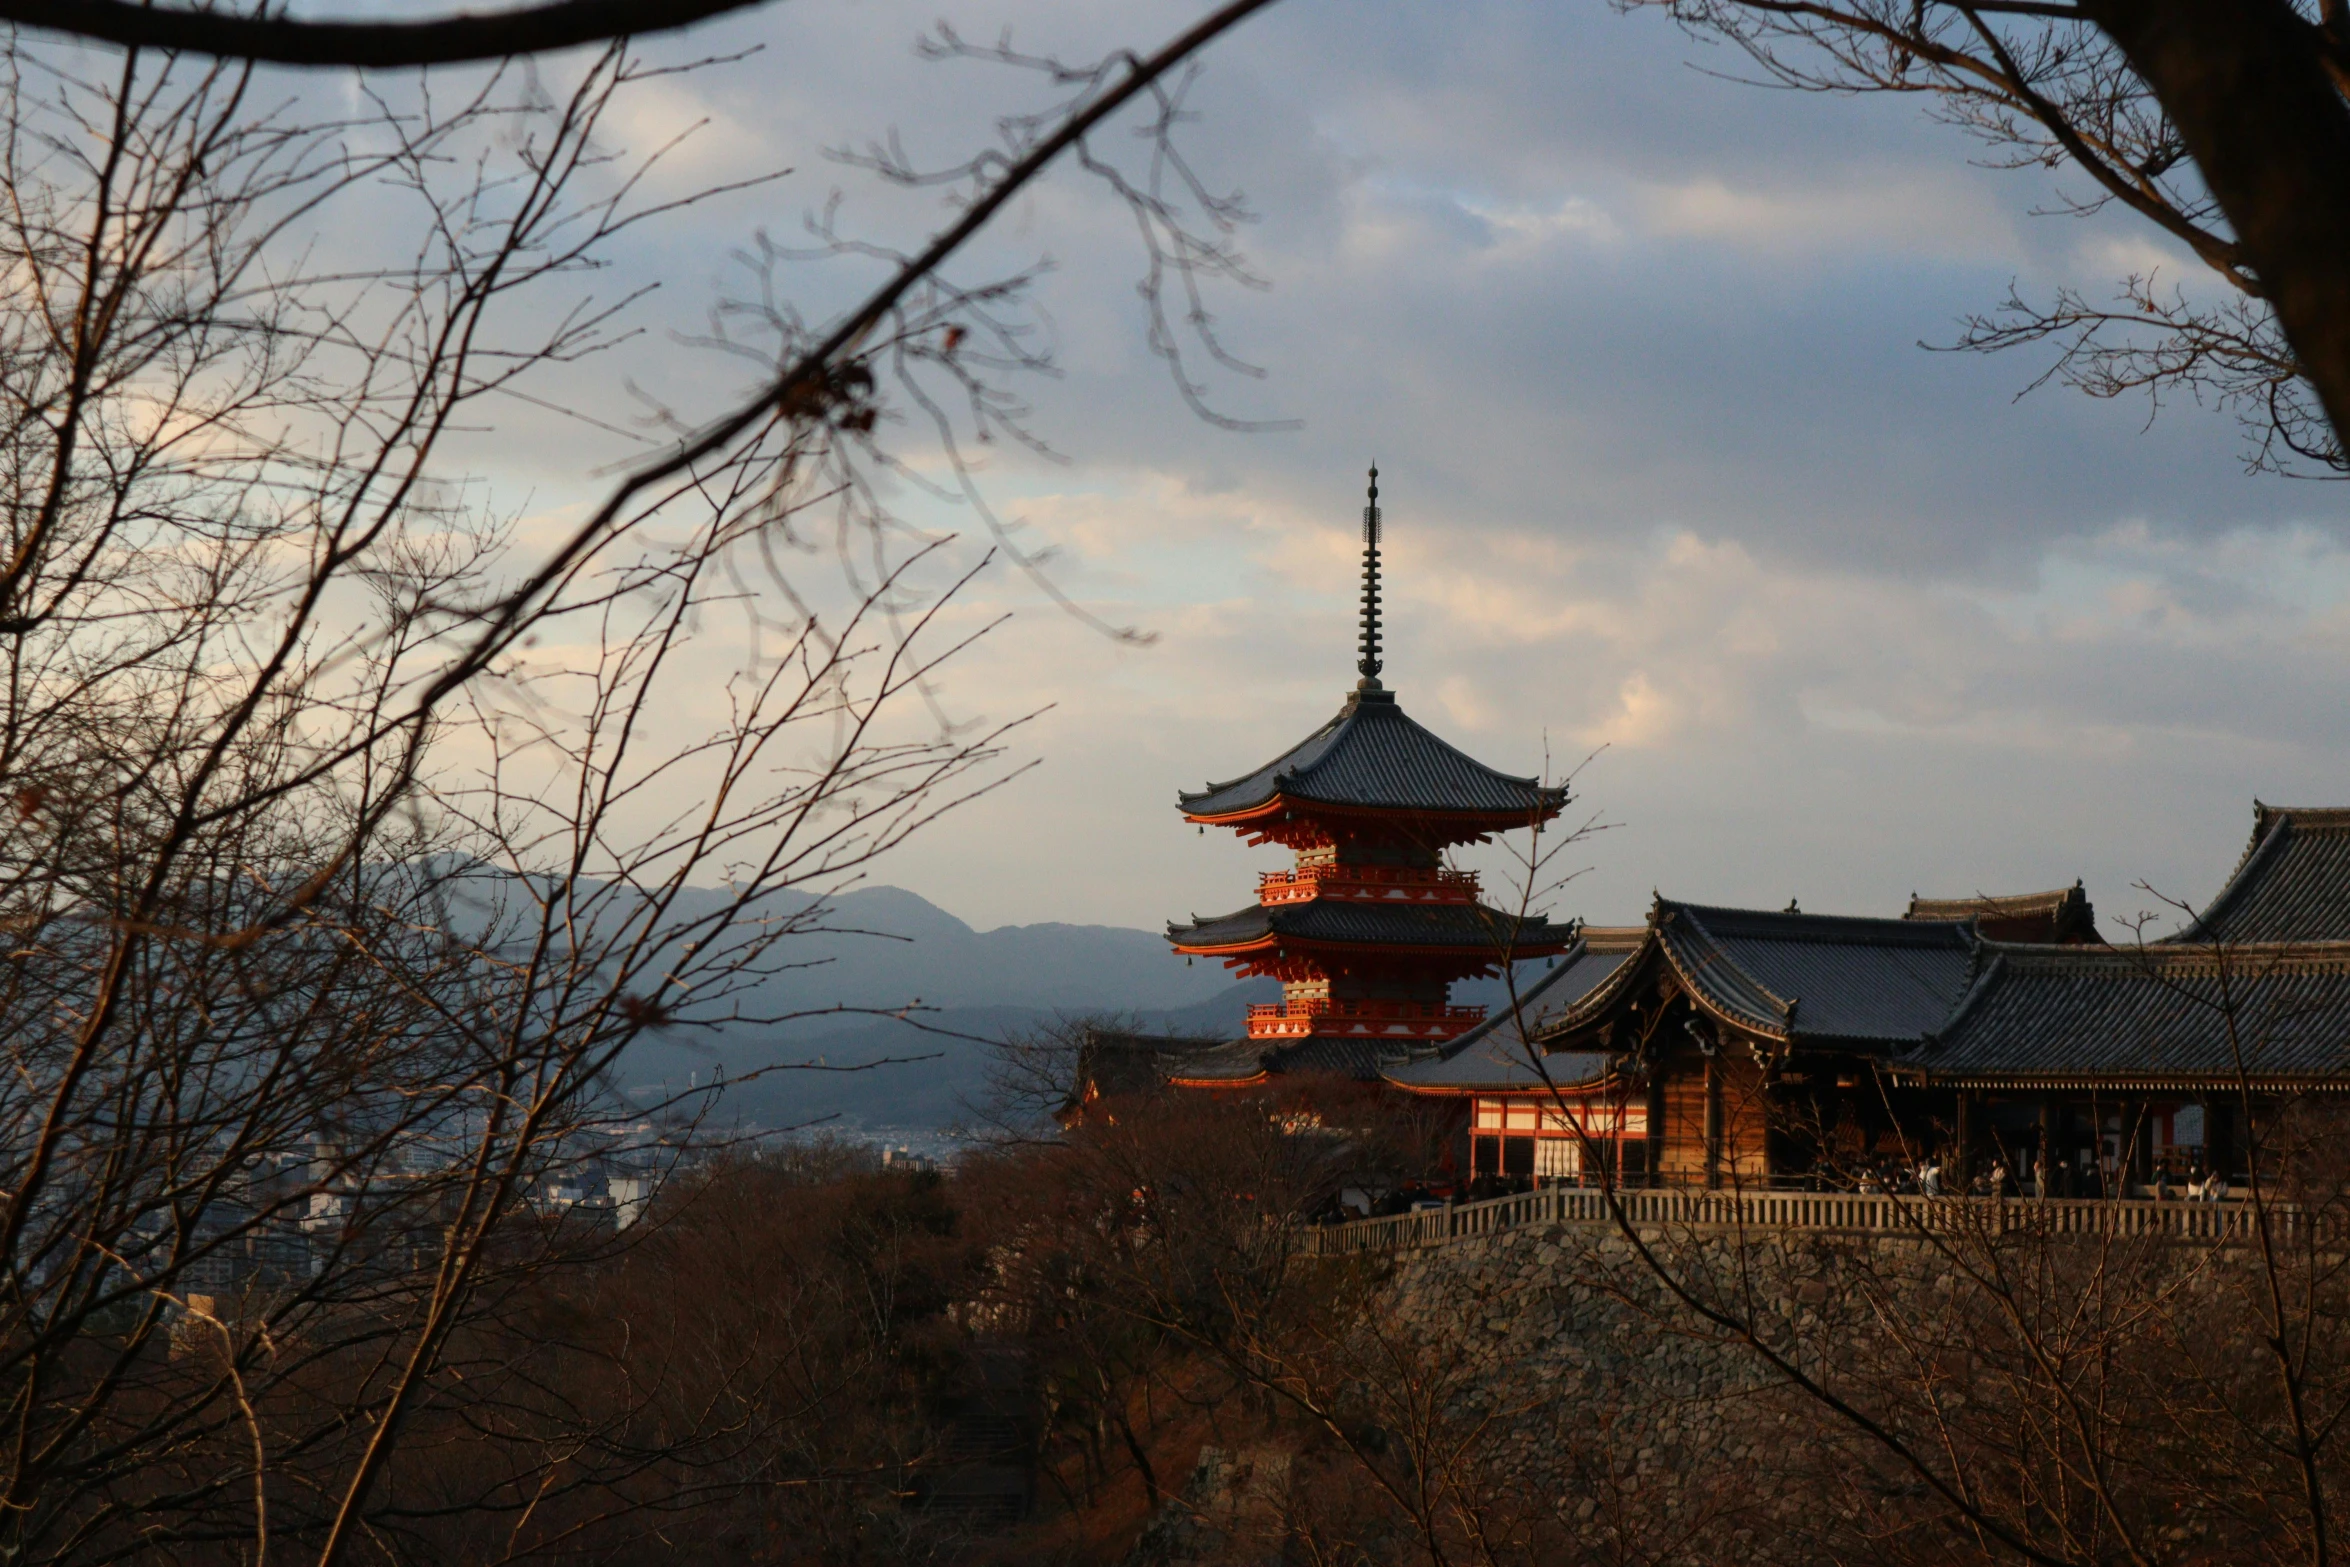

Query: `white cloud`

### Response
(860, 452, 2350, 935)
(333, 0, 2350, 946)
(1636, 171, 2020, 259)
(1457, 193, 1626, 251)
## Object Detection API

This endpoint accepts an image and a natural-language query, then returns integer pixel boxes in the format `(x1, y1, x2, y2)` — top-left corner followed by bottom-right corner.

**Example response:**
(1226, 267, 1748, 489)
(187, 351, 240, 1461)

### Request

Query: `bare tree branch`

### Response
(0, 0, 774, 70)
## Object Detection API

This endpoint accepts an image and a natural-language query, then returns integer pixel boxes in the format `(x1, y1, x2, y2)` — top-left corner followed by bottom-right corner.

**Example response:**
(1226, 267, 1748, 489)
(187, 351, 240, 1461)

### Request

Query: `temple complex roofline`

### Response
(1529, 897, 1981, 1056)
(1904, 883, 2099, 944)
(1126, 790, 2350, 1197)
(1896, 935, 2350, 1090)
(2167, 801, 2350, 945)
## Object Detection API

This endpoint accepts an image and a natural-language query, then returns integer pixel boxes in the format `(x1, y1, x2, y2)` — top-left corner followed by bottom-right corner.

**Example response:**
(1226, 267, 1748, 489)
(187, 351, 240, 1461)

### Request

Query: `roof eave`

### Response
(1782, 1032, 1923, 1055)
(1895, 1068, 2350, 1093)
(1172, 935, 1571, 960)
(1378, 1070, 1628, 1097)
(1166, 932, 1279, 958)
(2170, 806, 2291, 943)
(1183, 792, 1567, 830)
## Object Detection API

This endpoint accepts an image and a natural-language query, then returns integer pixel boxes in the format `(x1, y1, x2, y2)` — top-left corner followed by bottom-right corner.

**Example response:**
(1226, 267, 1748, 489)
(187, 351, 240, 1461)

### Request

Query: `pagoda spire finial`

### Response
(1357, 464, 1383, 689)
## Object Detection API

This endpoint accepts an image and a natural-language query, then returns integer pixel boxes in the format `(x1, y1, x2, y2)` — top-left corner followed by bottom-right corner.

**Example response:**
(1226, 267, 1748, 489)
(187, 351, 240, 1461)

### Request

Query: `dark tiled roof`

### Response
(1161, 1039, 1275, 1083)
(1167, 899, 1569, 955)
(1657, 902, 1979, 1047)
(1905, 884, 2100, 944)
(2170, 804, 2350, 944)
(1912, 942, 2350, 1086)
(1162, 1035, 1417, 1083)
(1072, 1030, 1232, 1098)
(1382, 1045, 1614, 1092)
(1384, 928, 1638, 1066)
(1539, 901, 1979, 1052)
(1264, 1036, 1417, 1077)
(1178, 687, 1568, 821)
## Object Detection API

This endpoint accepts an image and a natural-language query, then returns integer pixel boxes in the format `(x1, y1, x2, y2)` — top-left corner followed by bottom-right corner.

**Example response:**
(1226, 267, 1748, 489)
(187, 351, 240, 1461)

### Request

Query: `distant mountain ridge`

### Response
(616, 884, 1277, 1131)
(616, 883, 1555, 1134)
(681, 883, 1250, 1023)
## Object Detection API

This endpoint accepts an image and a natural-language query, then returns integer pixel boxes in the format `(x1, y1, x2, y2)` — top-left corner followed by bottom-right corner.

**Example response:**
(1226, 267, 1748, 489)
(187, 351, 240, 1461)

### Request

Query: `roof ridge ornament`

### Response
(1356, 465, 1384, 691)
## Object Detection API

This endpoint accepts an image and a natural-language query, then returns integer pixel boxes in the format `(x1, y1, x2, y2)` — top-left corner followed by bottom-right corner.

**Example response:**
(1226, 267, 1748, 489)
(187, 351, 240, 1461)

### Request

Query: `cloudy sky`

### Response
(448, 0, 2350, 939)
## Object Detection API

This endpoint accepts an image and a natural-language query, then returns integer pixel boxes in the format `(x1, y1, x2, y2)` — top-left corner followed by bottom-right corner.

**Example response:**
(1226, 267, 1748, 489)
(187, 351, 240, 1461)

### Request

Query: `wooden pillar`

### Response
(1645, 1069, 1666, 1189)
(2037, 1099, 2059, 1197)
(2207, 1096, 2236, 1182)
(1953, 1090, 1973, 1188)
(2131, 1099, 2155, 1190)
(1704, 1054, 1724, 1190)
(1854, 1076, 1880, 1163)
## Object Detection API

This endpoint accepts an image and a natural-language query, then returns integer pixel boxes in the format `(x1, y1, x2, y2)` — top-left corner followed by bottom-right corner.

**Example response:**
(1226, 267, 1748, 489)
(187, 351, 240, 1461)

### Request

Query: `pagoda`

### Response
(1166, 470, 1572, 1077)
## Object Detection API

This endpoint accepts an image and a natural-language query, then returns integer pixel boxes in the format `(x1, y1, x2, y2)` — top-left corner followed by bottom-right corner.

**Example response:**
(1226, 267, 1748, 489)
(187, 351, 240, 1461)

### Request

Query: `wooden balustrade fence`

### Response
(1309, 1186, 2327, 1256)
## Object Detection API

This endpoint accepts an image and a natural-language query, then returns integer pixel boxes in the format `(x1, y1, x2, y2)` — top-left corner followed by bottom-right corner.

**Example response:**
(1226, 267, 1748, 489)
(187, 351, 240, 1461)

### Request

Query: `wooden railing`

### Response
(1245, 999, 1487, 1040)
(1246, 1000, 1487, 1022)
(1257, 865, 1481, 905)
(1309, 1186, 2322, 1256)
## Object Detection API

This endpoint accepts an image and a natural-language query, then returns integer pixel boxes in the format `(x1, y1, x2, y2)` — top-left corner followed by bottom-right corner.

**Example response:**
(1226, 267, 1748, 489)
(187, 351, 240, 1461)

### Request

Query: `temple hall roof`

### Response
(1058, 1029, 1235, 1119)
(1904, 883, 2099, 944)
(1177, 686, 1568, 822)
(1375, 927, 1640, 1090)
(1166, 898, 1570, 956)
(1163, 1035, 1417, 1086)
(1540, 900, 1981, 1052)
(1158, 1037, 1277, 1084)
(2168, 804, 2350, 945)
(1657, 903, 1979, 1046)
(1907, 941, 2350, 1088)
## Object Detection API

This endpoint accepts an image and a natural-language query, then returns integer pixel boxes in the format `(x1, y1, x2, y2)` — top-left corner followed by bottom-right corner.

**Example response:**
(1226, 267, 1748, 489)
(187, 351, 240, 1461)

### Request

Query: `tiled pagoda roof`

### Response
(1177, 686, 1567, 823)
(1166, 898, 1569, 956)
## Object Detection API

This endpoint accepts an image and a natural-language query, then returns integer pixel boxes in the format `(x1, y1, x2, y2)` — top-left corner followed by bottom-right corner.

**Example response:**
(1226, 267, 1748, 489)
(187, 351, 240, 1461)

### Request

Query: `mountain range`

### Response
(612, 883, 1555, 1136)
(613, 884, 1275, 1134)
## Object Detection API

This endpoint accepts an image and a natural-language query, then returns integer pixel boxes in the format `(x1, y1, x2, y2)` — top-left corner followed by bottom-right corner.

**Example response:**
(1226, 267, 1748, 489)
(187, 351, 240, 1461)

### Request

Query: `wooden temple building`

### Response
(1387, 808, 2350, 1194)
(1111, 475, 2350, 1199)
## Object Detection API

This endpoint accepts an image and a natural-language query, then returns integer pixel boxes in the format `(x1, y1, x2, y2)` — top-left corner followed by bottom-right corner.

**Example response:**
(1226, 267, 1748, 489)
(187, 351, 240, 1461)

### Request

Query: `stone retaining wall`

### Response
(1382, 1222, 1818, 1536)
(1136, 1220, 1878, 1564)
(1137, 1216, 2266, 1565)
